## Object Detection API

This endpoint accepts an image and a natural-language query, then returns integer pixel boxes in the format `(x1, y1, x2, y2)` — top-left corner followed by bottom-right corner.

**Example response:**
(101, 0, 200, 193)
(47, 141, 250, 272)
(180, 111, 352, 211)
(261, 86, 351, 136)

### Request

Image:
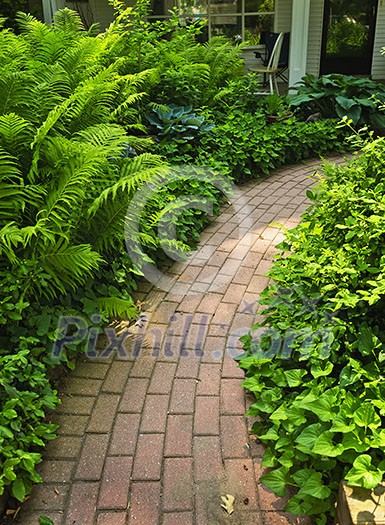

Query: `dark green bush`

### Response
(289, 74, 385, 130)
(238, 138, 385, 523)
(197, 111, 350, 181)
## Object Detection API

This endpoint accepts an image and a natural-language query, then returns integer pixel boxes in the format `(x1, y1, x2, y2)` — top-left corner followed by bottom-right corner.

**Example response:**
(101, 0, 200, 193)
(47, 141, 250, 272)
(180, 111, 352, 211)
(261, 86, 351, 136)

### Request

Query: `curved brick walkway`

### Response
(18, 157, 344, 525)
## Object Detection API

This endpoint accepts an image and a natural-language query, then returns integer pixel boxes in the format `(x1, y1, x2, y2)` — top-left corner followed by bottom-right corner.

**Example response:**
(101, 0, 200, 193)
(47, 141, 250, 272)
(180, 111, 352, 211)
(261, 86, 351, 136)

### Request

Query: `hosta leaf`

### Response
(261, 467, 289, 497)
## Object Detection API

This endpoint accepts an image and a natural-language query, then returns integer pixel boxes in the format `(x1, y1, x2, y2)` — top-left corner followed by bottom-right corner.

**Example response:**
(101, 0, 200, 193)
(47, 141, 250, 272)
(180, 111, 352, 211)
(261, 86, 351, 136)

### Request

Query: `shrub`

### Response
(197, 111, 350, 181)
(288, 74, 385, 130)
(238, 138, 385, 523)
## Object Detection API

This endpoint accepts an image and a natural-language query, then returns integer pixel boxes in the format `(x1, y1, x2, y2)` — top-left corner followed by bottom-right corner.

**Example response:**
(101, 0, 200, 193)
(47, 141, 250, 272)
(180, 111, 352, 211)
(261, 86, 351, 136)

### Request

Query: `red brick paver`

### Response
(18, 158, 345, 524)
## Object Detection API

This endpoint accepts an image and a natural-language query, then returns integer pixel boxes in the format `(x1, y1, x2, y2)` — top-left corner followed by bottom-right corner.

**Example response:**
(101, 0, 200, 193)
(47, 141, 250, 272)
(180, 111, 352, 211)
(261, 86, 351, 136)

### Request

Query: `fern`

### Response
(92, 297, 138, 319)
(36, 242, 103, 297)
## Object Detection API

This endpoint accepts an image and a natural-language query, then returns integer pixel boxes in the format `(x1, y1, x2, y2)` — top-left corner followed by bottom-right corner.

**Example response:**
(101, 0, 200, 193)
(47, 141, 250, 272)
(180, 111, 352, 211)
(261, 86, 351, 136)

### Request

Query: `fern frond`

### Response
(88, 154, 169, 217)
(37, 241, 102, 296)
(0, 223, 23, 263)
(53, 8, 85, 33)
(0, 71, 35, 116)
(74, 123, 129, 153)
(92, 297, 138, 319)
(15, 11, 50, 38)
(0, 113, 34, 153)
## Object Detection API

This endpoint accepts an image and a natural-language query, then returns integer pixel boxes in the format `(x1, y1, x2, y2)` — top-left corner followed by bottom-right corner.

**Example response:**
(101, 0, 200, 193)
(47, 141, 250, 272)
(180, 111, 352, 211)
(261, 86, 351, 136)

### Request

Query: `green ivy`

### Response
(238, 138, 385, 523)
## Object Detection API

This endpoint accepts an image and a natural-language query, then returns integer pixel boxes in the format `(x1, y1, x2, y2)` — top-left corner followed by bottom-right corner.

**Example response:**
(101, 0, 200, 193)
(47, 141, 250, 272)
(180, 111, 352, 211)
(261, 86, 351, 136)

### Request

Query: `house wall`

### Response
(88, 0, 114, 29)
(276, 0, 323, 78)
(372, 1, 385, 80)
(306, 0, 323, 76)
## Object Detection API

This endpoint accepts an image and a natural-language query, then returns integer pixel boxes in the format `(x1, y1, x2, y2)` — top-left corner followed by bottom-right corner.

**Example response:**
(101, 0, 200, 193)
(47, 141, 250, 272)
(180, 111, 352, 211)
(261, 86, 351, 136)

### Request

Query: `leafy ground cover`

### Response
(0, 0, 353, 508)
(238, 137, 385, 523)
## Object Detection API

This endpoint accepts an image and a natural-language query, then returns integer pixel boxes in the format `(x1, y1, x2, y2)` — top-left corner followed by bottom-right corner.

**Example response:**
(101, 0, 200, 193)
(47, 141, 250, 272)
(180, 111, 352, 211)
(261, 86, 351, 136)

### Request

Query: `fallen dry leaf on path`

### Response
(220, 494, 235, 515)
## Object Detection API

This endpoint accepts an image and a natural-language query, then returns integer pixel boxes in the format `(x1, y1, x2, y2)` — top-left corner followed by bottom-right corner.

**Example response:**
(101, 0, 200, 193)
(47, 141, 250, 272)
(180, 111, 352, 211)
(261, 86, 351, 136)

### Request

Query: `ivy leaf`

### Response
(297, 471, 331, 500)
(345, 455, 383, 489)
(295, 423, 325, 453)
(311, 361, 333, 378)
(300, 389, 338, 422)
(284, 494, 313, 515)
(283, 369, 307, 387)
(313, 431, 345, 457)
(353, 403, 381, 430)
(342, 431, 370, 453)
(261, 446, 278, 468)
(261, 467, 288, 497)
(330, 415, 355, 433)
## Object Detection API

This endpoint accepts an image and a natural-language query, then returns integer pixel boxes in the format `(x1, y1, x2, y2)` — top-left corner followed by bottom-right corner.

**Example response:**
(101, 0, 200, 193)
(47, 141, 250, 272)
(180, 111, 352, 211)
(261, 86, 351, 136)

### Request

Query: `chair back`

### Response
(262, 32, 290, 67)
(267, 32, 284, 70)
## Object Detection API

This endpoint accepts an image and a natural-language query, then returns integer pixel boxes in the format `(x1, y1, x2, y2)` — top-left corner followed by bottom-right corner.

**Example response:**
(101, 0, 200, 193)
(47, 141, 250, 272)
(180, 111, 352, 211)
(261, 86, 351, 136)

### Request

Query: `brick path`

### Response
(18, 157, 344, 525)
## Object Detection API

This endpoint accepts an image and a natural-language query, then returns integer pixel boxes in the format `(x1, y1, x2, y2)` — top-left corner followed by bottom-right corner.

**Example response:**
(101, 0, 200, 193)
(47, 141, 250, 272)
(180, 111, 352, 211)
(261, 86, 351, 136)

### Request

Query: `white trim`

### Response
(288, 0, 310, 88)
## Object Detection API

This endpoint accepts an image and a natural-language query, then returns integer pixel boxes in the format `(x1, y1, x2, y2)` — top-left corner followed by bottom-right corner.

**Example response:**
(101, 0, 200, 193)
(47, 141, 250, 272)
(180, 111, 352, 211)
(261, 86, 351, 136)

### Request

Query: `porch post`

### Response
(41, 0, 53, 24)
(288, 0, 311, 90)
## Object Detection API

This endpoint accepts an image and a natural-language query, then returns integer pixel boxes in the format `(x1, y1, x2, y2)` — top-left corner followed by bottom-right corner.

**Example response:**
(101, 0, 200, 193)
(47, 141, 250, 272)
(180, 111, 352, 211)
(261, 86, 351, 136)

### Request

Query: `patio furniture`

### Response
(249, 31, 290, 94)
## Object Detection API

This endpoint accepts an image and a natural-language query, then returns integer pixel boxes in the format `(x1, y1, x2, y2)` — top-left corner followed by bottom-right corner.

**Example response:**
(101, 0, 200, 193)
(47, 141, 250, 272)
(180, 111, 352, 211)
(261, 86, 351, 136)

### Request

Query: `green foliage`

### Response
(197, 110, 350, 181)
(238, 139, 385, 521)
(289, 74, 385, 130)
(106, 0, 246, 107)
(0, 1, 353, 507)
(145, 104, 214, 146)
(0, 8, 171, 501)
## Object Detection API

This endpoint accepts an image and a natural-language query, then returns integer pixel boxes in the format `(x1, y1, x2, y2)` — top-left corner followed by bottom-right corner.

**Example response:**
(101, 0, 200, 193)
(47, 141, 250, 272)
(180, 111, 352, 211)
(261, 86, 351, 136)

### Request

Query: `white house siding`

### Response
(275, 0, 323, 81)
(306, 0, 323, 76)
(88, 0, 115, 29)
(275, 0, 292, 33)
(372, 1, 385, 80)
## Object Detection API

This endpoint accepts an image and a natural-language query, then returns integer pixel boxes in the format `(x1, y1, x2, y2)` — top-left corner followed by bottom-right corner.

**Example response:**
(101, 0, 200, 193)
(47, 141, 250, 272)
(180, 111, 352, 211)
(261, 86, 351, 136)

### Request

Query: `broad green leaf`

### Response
(261, 467, 289, 497)
(342, 431, 370, 453)
(353, 403, 381, 430)
(278, 450, 294, 468)
(295, 423, 325, 453)
(284, 495, 313, 515)
(297, 471, 331, 500)
(311, 361, 333, 378)
(11, 478, 26, 502)
(0, 425, 14, 439)
(283, 369, 307, 387)
(270, 405, 288, 422)
(3, 467, 16, 481)
(300, 389, 338, 422)
(313, 431, 345, 457)
(345, 455, 383, 489)
(330, 415, 355, 433)
(261, 446, 277, 468)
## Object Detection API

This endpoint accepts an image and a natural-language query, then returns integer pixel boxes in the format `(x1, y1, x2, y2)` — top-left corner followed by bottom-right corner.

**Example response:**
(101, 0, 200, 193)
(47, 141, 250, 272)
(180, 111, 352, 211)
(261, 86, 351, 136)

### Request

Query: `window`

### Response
(148, 0, 274, 43)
